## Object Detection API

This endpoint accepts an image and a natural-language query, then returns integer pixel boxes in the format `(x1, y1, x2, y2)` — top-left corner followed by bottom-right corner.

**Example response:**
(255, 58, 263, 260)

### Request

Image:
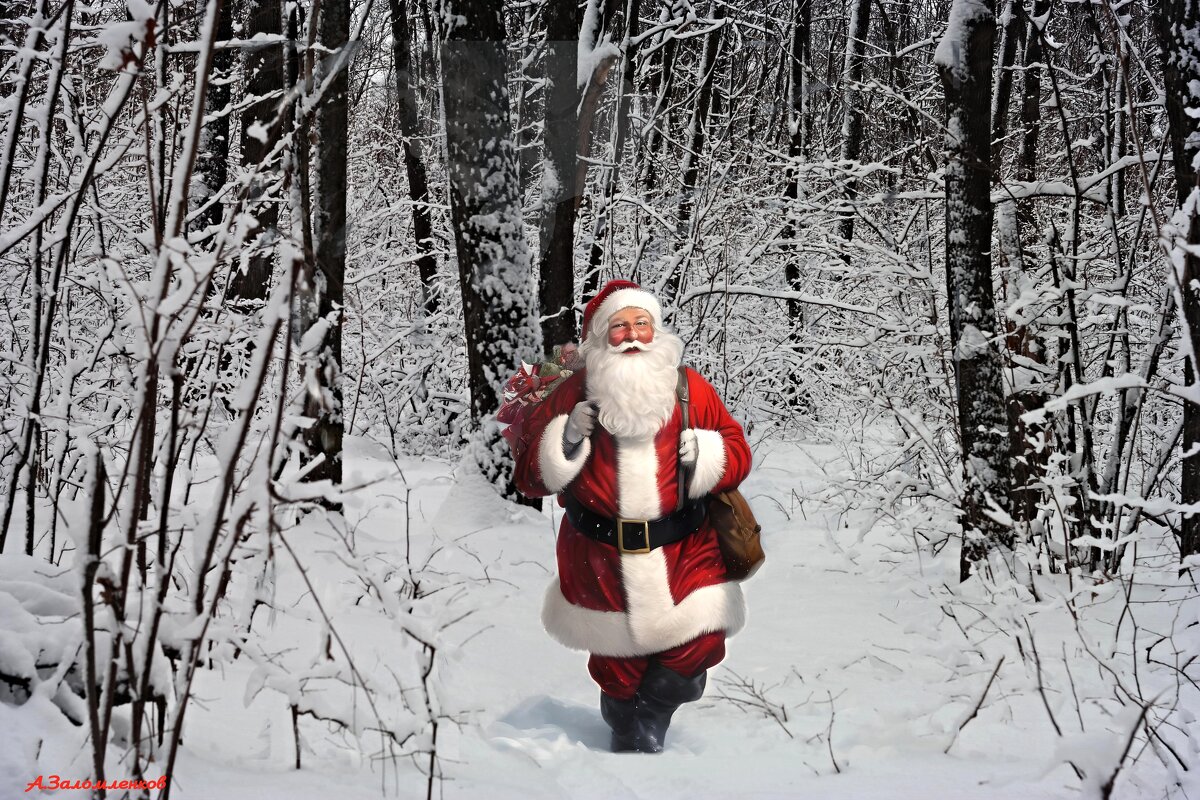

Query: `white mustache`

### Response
(610, 340, 650, 353)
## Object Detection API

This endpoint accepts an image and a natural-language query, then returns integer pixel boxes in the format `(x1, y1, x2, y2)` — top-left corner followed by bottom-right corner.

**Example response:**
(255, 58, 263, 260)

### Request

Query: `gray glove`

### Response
(564, 401, 598, 447)
(679, 430, 698, 467)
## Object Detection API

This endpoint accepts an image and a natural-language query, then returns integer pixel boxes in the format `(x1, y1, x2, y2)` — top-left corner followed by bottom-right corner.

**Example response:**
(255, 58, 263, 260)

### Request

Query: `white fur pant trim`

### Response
(538, 414, 591, 493)
(687, 428, 727, 499)
(540, 548, 746, 657)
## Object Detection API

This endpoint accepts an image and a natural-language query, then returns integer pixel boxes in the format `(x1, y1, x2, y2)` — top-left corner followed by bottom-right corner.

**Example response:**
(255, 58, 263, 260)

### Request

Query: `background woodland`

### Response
(1, 0, 1199, 796)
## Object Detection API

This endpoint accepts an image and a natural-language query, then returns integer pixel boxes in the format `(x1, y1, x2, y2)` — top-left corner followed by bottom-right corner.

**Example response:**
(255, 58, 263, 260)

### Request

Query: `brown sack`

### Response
(676, 367, 764, 580)
(708, 489, 764, 580)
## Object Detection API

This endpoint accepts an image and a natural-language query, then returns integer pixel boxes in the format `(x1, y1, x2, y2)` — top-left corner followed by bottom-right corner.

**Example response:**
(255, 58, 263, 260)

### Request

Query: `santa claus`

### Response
(512, 280, 753, 753)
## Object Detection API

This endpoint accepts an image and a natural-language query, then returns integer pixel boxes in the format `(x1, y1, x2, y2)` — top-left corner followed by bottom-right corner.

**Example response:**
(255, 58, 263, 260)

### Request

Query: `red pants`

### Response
(588, 632, 726, 699)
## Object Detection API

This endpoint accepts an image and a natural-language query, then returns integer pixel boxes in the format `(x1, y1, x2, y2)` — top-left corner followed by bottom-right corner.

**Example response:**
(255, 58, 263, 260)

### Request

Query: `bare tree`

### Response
(301, 0, 352, 495)
(192, 0, 234, 239)
(674, 2, 726, 258)
(1154, 0, 1200, 560)
(230, 0, 284, 314)
(442, 0, 541, 497)
(388, 0, 439, 319)
(783, 0, 812, 335)
(936, 0, 1013, 580)
(587, 0, 641, 296)
(537, 0, 580, 352)
(836, 0, 871, 249)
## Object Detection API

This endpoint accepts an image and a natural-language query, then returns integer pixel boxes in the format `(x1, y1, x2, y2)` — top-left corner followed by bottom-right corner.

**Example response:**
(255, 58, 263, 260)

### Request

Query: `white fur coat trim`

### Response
(614, 435, 663, 519)
(687, 428, 727, 499)
(538, 414, 591, 493)
(540, 549, 746, 657)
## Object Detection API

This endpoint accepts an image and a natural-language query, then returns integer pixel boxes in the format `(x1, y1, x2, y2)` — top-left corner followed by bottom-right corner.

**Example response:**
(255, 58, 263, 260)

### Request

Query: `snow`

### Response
(577, 0, 621, 88)
(0, 437, 1188, 798)
(934, 0, 993, 83)
(1020, 374, 1148, 424)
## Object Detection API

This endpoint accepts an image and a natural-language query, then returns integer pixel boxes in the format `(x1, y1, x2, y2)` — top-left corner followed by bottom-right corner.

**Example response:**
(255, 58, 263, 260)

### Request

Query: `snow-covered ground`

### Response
(1, 435, 1192, 798)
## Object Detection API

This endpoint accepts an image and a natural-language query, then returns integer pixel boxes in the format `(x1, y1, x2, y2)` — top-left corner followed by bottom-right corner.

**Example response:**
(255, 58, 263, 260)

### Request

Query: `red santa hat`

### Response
(581, 280, 664, 340)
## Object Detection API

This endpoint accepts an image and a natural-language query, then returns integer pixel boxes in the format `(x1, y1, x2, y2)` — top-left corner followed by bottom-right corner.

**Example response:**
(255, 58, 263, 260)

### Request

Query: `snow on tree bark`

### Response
(442, 0, 541, 497)
(936, 0, 1014, 580)
(1154, 0, 1200, 561)
(230, 0, 285, 314)
(191, 0, 233, 239)
(301, 0, 352, 496)
(836, 0, 871, 250)
(783, 0, 811, 334)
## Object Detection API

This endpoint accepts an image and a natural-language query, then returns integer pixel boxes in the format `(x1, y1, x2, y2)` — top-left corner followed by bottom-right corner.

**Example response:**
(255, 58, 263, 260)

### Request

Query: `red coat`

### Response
(513, 367, 753, 657)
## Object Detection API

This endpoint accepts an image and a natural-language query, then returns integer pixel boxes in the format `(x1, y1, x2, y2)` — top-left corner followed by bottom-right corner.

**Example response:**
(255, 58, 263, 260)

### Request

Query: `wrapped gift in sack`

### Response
(498, 344, 583, 448)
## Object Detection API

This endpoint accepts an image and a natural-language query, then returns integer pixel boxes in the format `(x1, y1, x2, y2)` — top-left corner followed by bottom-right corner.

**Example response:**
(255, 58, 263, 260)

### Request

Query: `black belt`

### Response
(564, 494, 707, 554)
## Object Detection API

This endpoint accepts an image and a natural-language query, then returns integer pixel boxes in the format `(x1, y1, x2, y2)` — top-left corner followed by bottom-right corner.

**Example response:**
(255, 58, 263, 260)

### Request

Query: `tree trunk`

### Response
(388, 0, 439, 319)
(937, 0, 1013, 580)
(989, 0, 1020, 170)
(836, 0, 871, 248)
(998, 0, 1050, 527)
(783, 0, 811, 330)
(586, 0, 641, 296)
(301, 0, 351, 496)
(782, 0, 812, 410)
(1154, 0, 1200, 561)
(192, 0, 233, 238)
(642, 5, 678, 194)
(676, 4, 724, 240)
(442, 0, 541, 499)
(537, 0, 580, 353)
(231, 0, 284, 312)
(1015, 0, 1047, 188)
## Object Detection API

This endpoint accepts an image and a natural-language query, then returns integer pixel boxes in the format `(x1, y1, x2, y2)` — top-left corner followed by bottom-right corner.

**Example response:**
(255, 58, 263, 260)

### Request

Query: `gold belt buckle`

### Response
(617, 518, 652, 554)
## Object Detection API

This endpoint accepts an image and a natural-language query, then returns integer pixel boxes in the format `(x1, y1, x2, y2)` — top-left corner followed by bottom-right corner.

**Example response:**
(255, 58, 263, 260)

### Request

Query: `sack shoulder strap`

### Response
(676, 367, 690, 512)
(676, 366, 690, 429)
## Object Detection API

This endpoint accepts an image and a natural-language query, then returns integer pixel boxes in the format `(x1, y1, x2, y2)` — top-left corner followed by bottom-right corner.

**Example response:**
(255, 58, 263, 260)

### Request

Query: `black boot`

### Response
(632, 662, 707, 753)
(600, 692, 641, 752)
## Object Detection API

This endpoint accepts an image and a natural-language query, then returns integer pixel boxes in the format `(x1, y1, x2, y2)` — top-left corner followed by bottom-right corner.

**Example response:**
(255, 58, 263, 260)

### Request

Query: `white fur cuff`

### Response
(538, 413, 590, 493)
(687, 428, 727, 498)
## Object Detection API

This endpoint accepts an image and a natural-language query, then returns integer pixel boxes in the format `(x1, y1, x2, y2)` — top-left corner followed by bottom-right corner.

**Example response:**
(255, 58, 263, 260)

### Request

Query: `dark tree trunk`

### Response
(231, 0, 284, 311)
(1015, 0, 1047, 188)
(1003, 0, 1051, 526)
(836, 0, 871, 249)
(192, 0, 234, 239)
(301, 0, 351, 495)
(990, 0, 1020, 170)
(388, 0, 439, 319)
(937, 0, 1013, 580)
(1154, 0, 1200, 561)
(642, 12, 679, 194)
(538, 0, 580, 353)
(783, 0, 811, 330)
(782, 0, 812, 410)
(676, 4, 724, 241)
(442, 0, 541, 499)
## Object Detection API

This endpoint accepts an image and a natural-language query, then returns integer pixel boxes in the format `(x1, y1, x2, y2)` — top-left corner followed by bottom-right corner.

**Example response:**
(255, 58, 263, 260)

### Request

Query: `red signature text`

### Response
(25, 775, 168, 792)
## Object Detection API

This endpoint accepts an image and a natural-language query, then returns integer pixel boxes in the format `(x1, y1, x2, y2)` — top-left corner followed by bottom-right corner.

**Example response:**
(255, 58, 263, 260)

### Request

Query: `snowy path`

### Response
(384, 441, 1088, 800)
(35, 437, 1171, 800)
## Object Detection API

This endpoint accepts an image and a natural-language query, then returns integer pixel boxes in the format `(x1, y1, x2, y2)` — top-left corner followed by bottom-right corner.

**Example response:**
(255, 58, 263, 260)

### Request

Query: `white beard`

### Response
(581, 331, 684, 440)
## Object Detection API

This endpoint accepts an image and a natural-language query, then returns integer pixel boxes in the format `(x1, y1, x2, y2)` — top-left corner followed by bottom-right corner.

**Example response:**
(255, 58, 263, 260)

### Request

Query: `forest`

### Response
(0, 0, 1198, 796)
